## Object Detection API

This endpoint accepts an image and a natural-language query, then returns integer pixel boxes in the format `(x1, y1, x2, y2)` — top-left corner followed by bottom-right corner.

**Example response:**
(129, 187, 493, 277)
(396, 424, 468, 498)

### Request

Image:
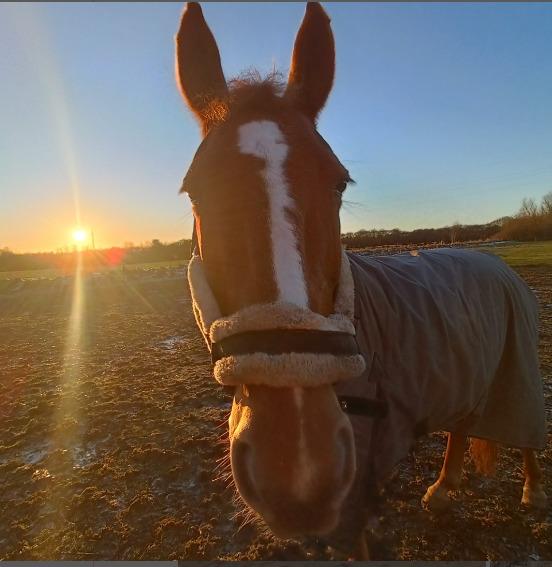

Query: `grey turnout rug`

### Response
(328, 247, 546, 549)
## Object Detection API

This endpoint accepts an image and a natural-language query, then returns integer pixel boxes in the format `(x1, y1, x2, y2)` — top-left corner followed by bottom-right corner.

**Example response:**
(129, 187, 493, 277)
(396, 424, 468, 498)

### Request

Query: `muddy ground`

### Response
(0, 263, 550, 560)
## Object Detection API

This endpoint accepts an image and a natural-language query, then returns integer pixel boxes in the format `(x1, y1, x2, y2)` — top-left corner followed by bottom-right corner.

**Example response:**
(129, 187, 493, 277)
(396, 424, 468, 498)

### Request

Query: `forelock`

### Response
(201, 71, 288, 127)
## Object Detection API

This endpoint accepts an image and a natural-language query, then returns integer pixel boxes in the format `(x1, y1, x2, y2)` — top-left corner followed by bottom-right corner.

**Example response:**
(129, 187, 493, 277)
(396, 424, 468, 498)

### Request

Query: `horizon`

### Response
(3, 213, 515, 256)
(1, 2, 552, 253)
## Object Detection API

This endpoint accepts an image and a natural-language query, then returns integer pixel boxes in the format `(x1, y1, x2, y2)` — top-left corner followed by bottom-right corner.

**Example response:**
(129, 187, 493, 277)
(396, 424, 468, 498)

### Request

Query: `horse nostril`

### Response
(231, 439, 259, 507)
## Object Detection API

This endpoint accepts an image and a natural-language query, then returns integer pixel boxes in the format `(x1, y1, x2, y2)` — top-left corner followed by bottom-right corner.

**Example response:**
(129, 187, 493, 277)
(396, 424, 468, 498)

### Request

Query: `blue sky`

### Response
(1, 2, 551, 252)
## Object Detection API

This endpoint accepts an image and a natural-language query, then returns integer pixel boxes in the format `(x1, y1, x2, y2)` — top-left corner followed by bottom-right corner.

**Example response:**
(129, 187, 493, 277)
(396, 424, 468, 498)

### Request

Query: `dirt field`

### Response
(0, 261, 550, 560)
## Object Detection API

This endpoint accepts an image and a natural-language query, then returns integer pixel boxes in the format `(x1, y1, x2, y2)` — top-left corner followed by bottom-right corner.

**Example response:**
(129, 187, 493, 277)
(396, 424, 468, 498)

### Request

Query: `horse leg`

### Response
(354, 510, 381, 560)
(354, 531, 371, 560)
(422, 431, 467, 511)
(521, 448, 548, 509)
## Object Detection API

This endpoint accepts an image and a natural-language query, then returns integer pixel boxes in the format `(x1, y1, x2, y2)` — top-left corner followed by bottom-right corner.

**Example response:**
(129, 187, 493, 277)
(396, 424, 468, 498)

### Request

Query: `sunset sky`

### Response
(1, 2, 551, 253)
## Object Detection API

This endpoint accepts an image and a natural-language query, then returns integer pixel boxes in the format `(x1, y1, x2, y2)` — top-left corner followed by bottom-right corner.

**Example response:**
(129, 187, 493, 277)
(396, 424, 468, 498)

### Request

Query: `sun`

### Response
(72, 228, 88, 244)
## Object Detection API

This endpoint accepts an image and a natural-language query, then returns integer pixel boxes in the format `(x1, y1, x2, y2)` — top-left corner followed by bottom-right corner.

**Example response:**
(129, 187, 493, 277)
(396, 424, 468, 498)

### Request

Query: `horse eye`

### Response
(185, 187, 200, 206)
(335, 181, 348, 194)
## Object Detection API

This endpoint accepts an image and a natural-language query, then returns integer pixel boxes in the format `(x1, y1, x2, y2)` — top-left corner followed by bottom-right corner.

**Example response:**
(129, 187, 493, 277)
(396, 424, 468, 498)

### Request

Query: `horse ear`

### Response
(285, 2, 335, 122)
(175, 2, 228, 132)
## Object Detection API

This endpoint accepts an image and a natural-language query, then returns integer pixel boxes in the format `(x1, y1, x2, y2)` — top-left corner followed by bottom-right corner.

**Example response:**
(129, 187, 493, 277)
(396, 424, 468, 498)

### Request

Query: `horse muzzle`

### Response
(228, 384, 357, 538)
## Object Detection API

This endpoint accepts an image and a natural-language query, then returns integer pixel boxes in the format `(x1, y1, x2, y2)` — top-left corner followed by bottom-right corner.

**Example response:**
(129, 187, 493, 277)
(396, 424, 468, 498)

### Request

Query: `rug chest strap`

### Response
(337, 395, 388, 419)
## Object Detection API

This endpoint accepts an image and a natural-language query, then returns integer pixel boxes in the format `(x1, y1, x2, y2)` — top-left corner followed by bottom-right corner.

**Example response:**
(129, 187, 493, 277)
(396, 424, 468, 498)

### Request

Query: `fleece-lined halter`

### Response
(188, 224, 388, 418)
(188, 241, 365, 387)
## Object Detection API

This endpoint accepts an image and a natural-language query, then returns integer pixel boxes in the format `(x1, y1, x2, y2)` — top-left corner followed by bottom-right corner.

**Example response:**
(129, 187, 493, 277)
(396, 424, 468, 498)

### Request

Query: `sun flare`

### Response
(72, 228, 87, 243)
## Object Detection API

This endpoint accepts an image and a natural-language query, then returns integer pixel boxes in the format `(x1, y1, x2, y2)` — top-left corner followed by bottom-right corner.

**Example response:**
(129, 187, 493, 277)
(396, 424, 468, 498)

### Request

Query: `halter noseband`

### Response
(211, 329, 360, 364)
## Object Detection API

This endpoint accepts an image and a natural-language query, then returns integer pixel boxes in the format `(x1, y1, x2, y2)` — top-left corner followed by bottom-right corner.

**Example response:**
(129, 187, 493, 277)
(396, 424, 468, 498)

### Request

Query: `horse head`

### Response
(175, 2, 364, 537)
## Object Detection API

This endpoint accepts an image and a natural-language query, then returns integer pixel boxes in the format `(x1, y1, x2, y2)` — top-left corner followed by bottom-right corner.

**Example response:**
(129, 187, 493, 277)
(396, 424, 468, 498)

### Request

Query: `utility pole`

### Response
(91, 229, 96, 250)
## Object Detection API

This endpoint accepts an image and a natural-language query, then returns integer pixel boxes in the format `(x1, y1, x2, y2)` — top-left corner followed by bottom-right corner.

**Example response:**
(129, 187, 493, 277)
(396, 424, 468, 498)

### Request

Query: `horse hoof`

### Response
(522, 485, 548, 510)
(422, 482, 451, 512)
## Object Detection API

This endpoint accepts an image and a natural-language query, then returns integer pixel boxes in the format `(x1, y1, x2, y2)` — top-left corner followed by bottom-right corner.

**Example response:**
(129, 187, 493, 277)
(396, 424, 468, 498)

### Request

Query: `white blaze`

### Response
(237, 120, 308, 308)
(238, 121, 312, 498)
(292, 387, 314, 499)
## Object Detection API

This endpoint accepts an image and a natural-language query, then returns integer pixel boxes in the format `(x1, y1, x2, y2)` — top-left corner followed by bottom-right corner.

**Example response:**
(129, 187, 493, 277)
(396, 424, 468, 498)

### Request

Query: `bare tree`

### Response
(519, 197, 539, 217)
(450, 222, 462, 244)
(540, 191, 552, 215)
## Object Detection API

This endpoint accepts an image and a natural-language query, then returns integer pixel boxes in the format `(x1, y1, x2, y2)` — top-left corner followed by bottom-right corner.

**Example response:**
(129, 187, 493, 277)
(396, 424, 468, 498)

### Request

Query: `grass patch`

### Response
(0, 260, 188, 280)
(121, 260, 187, 271)
(0, 268, 61, 280)
(476, 241, 552, 267)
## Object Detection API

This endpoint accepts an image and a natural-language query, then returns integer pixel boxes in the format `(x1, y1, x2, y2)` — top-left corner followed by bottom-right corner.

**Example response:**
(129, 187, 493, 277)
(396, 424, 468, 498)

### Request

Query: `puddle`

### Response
(72, 445, 98, 468)
(159, 336, 185, 350)
(19, 442, 52, 465)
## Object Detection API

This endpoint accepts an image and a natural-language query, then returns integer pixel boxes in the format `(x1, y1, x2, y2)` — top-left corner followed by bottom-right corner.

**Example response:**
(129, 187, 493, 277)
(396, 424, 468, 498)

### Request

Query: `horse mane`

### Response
(202, 71, 288, 127)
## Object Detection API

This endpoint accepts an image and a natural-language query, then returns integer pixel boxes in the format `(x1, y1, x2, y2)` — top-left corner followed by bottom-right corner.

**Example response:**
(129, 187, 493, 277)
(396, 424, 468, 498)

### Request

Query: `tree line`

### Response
(341, 221, 504, 249)
(0, 239, 193, 273)
(496, 192, 552, 241)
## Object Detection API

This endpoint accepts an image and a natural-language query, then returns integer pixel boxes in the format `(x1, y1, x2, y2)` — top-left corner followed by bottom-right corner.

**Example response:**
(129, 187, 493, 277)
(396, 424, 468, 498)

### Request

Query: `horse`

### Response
(174, 2, 547, 557)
